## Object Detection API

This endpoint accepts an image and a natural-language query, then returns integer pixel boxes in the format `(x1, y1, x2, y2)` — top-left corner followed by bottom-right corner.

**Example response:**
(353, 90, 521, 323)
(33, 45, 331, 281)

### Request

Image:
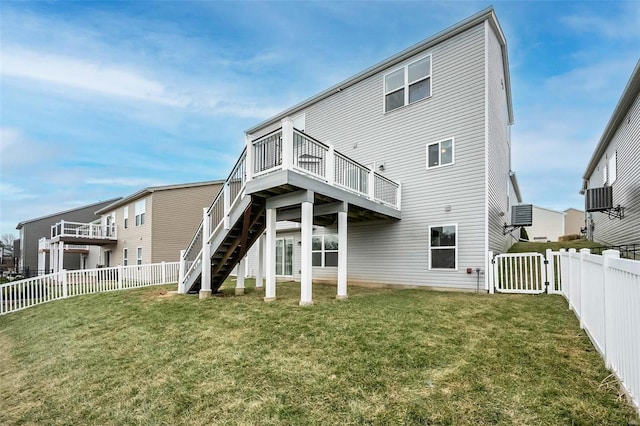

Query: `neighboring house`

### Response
(563, 208, 585, 237)
(524, 206, 565, 242)
(15, 198, 121, 276)
(92, 181, 223, 267)
(581, 60, 639, 245)
(181, 7, 524, 299)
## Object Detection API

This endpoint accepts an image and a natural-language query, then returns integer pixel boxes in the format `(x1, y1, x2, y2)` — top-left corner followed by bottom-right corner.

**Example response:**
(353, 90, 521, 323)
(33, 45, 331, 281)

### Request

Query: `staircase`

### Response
(178, 119, 402, 295)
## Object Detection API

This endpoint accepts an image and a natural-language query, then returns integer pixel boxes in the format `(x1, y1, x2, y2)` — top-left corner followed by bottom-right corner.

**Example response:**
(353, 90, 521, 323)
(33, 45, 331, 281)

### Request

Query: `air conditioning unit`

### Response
(511, 204, 533, 227)
(585, 186, 613, 212)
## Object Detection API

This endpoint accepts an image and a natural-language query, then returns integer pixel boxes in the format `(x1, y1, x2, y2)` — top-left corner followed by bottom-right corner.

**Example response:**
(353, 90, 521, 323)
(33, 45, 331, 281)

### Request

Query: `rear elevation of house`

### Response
(582, 60, 639, 246)
(179, 7, 521, 299)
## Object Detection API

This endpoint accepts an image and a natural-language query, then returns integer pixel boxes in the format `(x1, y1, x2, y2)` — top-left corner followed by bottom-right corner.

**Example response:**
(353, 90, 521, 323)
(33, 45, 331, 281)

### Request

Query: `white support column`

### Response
(245, 134, 254, 182)
(264, 208, 277, 302)
(58, 241, 64, 274)
(236, 257, 246, 295)
(200, 208, 212, 299)
(49, 244, 55, 274)
(38, 251, 46, 276)
(326, 142, 335, 185)
(300, 200, 314, 306)
(51, 243, 57, 273)
(281, 117, 294, 170)
(337, 210, 348, 300)
(256, 234, 264, 289)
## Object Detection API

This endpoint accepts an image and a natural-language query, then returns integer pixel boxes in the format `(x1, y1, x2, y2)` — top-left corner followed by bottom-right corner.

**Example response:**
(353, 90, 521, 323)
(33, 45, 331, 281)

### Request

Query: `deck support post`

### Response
(337, 210, 348, 300)
(38, 251, 46, 276)
(264, 208, 277, 302)
(200, 207, 212, 299)
(256, 234, 264, 289)
(49, 244, 55, 274)
(57, 241, 64, 274)
(300, 200, 314, 306)
(236, 257, 246, 295)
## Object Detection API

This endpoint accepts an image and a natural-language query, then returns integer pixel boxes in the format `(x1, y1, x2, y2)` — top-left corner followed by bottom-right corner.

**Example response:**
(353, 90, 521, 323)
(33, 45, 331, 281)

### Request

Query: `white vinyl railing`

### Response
(488, 248, 640, 415)
(0, 262, 179, 316)
(51, 220, 116, 240)
(38, 237, 90, 252)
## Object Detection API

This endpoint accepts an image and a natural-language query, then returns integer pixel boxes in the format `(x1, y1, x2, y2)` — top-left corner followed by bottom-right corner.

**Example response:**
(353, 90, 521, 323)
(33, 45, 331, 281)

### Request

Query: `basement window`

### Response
(429, 224, 457, 270)
(312, 235, 338, 267)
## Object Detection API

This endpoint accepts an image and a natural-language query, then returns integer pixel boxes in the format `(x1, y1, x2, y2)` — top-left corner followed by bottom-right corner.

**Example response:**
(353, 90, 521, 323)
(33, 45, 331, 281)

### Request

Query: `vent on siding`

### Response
(511, 204, 533, 227)
(585, 186, 613, 212)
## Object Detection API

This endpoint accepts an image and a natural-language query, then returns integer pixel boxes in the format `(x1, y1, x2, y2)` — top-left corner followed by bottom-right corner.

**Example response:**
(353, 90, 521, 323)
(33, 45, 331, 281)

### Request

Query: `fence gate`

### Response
(491, 252, 549, 294)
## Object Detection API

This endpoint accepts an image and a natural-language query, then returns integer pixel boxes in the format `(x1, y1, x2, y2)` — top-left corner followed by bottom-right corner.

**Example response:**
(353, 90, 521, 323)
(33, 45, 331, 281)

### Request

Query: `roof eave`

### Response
(582, 60, 640, 182)
(246, 7, 503, 134)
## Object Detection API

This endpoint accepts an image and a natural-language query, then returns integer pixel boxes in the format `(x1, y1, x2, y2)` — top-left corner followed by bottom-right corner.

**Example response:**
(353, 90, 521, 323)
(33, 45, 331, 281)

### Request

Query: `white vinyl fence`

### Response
(1, 262, 179, 316)
(488, 248, 640, 415)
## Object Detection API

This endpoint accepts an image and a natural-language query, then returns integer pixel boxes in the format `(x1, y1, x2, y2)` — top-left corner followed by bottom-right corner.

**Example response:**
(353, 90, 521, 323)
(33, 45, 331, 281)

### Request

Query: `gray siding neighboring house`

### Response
(241, 8, 520, 290)
(15, 198, 121, 274)
(581, 60, 640, 246)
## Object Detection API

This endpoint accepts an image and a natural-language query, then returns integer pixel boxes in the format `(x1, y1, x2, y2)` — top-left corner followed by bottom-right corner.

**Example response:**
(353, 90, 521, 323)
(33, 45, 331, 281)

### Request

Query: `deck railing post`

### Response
(178, 250, 186, 293)
(245, 134, 254, 182)
(60, 220, 65, 237)
(368, 165, 375, 200)
(326, 141, 335, 185)
(282, 117, 294, 170)
(200, 208, 212, 299)
(223, 182, 231, 230)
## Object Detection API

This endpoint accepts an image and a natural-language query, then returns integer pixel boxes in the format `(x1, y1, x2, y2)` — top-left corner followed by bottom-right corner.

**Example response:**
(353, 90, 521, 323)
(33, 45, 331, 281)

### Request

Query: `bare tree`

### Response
(1, 233, 16, 248)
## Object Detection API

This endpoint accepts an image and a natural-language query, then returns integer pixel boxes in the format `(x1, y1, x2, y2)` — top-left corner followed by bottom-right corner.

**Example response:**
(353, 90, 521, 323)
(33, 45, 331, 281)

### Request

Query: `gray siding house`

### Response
(15, 198, 121, 275)
(581, 60, 639, 246)
(180, 8, 522, 300)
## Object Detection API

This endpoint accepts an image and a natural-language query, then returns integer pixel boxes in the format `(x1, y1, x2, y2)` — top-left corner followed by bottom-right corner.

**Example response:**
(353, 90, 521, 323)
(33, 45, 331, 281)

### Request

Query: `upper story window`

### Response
(123, 206, 129, 229)
(426, 138, 454, 169)
(606, 152, 617, 185)
(384, 55, 431, 113)
(135, 199, 146, 226)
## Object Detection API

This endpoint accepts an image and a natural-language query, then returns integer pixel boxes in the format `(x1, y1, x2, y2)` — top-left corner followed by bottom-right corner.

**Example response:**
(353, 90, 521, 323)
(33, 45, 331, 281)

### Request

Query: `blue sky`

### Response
(1, 1, 639, 238)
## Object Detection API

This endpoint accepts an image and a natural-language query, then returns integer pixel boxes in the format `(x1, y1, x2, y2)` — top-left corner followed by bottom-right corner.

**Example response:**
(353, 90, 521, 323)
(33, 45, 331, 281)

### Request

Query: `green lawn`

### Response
(1, 280, 637, 425)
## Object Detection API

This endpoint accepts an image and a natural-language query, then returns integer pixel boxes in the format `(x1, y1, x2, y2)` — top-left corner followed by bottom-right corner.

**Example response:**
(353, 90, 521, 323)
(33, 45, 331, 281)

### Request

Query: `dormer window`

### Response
(384, 55, 431, 113)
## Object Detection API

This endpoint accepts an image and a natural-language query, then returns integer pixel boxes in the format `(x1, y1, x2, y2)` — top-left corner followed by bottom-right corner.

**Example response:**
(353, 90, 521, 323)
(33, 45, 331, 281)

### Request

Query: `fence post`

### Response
(545, 249, 554, 294)
(178, 250, 186, 293)
(602, 249, 620, 369)
(567, 249, 575, 311)
(117, 264, 123, 290)
(487, 251, 494, 294)
(161, 261, 166, 284)
(61, 270, 68, 298)
(578, 248, 590, 328)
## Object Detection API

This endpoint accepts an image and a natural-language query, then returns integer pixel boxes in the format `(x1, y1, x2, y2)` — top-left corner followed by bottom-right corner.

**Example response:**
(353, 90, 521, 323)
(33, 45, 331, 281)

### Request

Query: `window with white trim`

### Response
(429, 224, 457, 270)
(607, 152, 617, 185)
(426, 138, 454, 169)
(135, 199, 146, 226)
(123, 248, 128, 266)
(384, 55, 431, 113)
(137, 247, 143, 265)
(124, 206, 129, 229)
(312, 234, 338, 267)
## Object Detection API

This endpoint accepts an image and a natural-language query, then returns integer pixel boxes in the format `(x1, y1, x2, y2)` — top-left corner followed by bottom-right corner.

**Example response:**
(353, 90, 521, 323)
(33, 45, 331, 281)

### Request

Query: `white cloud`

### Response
(0, 182, 38, 201)
(1, 47, 189, 107)
(85, 177, 168, 187)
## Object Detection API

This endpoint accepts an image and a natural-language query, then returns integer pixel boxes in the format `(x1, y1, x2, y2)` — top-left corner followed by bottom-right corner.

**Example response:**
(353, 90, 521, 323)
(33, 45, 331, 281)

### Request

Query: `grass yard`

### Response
(1, 280, 637, 425)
